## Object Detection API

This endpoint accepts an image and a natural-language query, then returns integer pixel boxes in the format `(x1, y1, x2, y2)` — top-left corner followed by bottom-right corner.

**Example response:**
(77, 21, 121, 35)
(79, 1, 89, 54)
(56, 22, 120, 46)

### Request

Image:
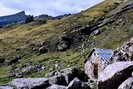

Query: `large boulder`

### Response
(98, 62, 133, 89)
(0, 85, 14, 89)
(46, 85, 67, 89)
(46, 67, 87, 85)
(112, 38, 133, 61)
(67, 78, 90, 89)
(46, 68, 75, 85)
(67, 78, 82, 89)
(118, 77, 133, 89)
(39, 46, 48, 54)
(57, 36, 72, 51)
(10, 62, 44, 77)
(93, 30, 100, 35)
(60, 68, 88, 83)
(9, 78, 50, 89)
(48, 74, 67, 86)
(57, 40, 70, 51)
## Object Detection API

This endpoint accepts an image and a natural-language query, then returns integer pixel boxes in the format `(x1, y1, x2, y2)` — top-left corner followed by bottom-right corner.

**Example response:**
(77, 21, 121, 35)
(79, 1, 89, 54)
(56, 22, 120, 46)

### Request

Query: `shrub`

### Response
(38, 18, 48, 24)
(26, 15, 34, 23)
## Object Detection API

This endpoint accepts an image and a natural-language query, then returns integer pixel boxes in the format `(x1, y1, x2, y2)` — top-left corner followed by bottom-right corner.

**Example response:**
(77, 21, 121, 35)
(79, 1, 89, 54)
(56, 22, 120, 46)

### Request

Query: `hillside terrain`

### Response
(0, 0, 133, 88)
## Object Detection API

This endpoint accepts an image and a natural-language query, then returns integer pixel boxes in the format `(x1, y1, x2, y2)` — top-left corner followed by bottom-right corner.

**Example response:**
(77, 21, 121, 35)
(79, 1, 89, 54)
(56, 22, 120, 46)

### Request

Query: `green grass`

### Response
(0, 0, 131, 85)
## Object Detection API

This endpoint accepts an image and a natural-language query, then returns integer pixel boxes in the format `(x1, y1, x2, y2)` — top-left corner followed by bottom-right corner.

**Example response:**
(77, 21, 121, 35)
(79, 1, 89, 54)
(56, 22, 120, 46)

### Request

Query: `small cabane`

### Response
(85, 48, 114, 63)
(84, 48, 114, 80)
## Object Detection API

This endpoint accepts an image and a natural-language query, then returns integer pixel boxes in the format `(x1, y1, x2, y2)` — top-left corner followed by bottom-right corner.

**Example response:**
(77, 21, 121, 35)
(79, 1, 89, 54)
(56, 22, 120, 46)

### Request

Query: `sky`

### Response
(0, 0, 104, 17)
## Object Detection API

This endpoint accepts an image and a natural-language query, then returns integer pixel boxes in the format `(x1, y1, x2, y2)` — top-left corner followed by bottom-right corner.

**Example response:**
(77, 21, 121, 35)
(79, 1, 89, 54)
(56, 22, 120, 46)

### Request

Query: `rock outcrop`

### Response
(67, 78, 90, 89)
(112, 37, 133, 61)
(118, 77, 133, 89)
(0, 67, 89, 89)
(0, 11, 28, 27)
(9, 78, 50, 89)
(47, 67, 88, 85)
(98, 62, 133, 89)
(46, 84, 67, 89)
(0, 85, 14, 89)
(10, 62, 45, 77)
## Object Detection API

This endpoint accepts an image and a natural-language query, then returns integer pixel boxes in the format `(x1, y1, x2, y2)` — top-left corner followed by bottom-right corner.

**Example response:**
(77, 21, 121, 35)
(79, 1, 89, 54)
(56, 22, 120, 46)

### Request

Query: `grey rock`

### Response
(45, 71, 56, 78)
(61, 68, 88, 83)
(98, 62, 133, 89)
(60, 68, 76, 84)
(0, 85, 14, 89)
(67, 78, 90, 89)
(46, 68, 74, 85)
(15, 56, 22, 60)
(67, 78, 82, 89)
(93, 30, 100, 35)
(9, 78, 50, 89)
(57, 35, 72, 51)
(39, 47, 48, 54)
(11, 62, 44, 77)
(118, 77, 133, 89)
(57, 40, 70, 51)
(47, 67, 87, 85)
(47, 84, 66, 89)
(49, 74, 67, 86)
(112, 38, 133, 61)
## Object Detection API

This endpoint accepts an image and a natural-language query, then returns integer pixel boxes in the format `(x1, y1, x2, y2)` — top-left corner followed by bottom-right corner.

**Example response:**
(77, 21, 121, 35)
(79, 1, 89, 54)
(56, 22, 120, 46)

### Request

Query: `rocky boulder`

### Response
(10, 62, 45, 77)
(48, 74, 67, 86)
(118, 77, 133, 89)
(9, 78, 50, 89)
(0, 85, 14, 89)
(46, 84, 67, 89)
(98, 62, 133, 89)
(57, 40, 70, 51)
(92, 30, 100, 36)
(57, 35, 72, 51)
(112, 37, 133, 61)
(67, 78, 90, 89)
(39, 46, 48, 54)
(46, 67, 88, 85)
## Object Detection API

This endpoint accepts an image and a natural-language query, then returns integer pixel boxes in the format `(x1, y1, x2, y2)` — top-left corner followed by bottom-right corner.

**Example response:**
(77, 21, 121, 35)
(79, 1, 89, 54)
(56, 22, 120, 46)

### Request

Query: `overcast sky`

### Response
(0, 0, 104, 16)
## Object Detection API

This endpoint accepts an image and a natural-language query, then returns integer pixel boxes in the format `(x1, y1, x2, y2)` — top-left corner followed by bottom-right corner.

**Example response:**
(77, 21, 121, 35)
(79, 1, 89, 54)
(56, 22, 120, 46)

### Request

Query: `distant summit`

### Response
(34, 14, 53, 20)
(0, 11, 71, 27)
(0, 11, 28, 27)
(54, 14, 71, 19)
(34, 13, 71, 20)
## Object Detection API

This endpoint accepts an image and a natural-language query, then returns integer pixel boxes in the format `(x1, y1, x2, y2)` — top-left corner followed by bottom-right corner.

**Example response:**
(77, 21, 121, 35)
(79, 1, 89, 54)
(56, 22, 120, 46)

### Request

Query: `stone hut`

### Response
(84, 48, 114, 80)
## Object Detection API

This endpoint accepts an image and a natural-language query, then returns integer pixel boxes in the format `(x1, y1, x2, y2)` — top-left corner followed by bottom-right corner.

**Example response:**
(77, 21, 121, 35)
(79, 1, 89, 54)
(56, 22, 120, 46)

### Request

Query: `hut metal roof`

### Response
(94, 48, 114, 62)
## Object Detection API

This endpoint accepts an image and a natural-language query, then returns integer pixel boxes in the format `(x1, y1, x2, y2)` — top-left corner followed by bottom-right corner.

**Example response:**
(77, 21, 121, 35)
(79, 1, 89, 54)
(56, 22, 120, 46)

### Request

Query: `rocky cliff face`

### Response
(0, 11, 28, 27)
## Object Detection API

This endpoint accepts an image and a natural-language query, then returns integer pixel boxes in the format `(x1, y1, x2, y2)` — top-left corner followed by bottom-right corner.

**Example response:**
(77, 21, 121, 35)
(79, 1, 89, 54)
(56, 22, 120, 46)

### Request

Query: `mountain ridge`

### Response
(0, 11, 28, 27)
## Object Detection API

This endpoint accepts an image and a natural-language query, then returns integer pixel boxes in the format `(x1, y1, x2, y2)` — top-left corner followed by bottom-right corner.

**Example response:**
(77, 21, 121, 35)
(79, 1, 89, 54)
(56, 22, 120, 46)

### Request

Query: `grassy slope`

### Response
(0, 0, 119, 59)
(0, 0, 132, 84)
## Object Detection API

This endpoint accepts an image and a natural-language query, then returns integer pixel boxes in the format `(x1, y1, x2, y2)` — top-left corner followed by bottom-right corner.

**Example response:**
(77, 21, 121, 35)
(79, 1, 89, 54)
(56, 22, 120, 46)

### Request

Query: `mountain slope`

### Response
(0, 0, 133, 85)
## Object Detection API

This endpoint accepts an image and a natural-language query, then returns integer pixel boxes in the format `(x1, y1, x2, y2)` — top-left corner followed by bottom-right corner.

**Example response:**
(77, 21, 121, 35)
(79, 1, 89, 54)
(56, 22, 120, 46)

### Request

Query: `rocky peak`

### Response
(0, 11, 28, 27)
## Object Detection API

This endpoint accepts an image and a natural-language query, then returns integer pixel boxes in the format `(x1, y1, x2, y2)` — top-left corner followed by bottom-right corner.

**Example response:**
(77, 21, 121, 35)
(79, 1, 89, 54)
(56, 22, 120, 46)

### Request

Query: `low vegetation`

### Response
(0, 0, 132, 85)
